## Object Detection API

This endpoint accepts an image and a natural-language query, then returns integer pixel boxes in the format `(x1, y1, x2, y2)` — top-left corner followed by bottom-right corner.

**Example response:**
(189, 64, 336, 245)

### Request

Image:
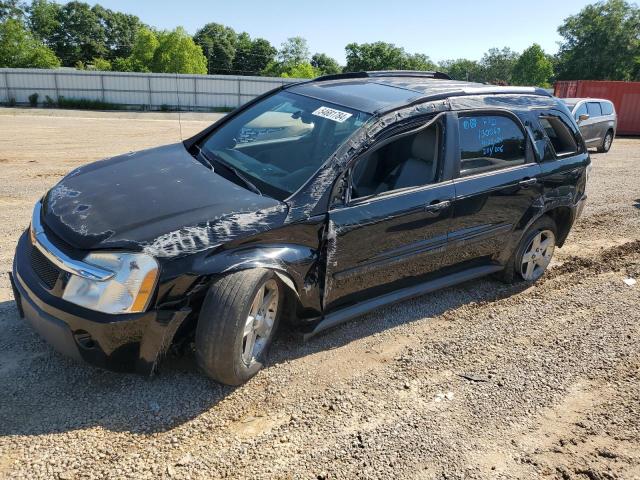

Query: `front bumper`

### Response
(11, 231, 190, 374)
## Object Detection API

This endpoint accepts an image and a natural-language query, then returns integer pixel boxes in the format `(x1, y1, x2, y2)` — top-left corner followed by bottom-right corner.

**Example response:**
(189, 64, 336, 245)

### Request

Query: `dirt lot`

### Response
(0, 108, 639, 480)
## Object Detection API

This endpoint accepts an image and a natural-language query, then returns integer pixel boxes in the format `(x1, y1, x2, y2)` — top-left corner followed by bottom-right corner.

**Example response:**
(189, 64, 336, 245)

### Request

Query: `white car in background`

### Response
(561, 98, 617, 153)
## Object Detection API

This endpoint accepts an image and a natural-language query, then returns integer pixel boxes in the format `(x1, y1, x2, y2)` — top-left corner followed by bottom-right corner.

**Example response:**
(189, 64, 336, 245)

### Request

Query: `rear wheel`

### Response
(598, 130, 613, 153)
(518, 228, 556, 281)
(499, 216, 557, 284)
(195, 269, 282, 385)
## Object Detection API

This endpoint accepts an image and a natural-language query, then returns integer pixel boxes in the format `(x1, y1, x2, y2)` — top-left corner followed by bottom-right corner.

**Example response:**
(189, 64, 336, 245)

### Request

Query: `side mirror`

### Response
(578, 114, 590, 122)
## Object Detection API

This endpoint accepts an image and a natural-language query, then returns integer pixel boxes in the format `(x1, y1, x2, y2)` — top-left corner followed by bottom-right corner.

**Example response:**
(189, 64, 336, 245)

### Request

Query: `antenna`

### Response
(175, 71, 183, 142)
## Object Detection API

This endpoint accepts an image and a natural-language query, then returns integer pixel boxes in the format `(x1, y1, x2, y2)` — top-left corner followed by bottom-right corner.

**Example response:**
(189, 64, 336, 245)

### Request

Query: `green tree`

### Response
(480, 47, 519, 84)
(48, 1, 107, 65)
(404, 53, 437, 71)
(27, 0, 60, 44)
(262, 37, 312, 76)
(233, 32, 276, 75)
(344, 41, 406, 71)
(193, 22, 237, 74)
(277, 36, 310, 67)
(0, 18, 60, 68)
(151, 27, 207, 74)
(93, 5, 143, 60)
(439, 58, 485, 82)
(344, 41, 435, 72)
(29, 1, 142, 66)
(113, 27, 158, 72)
(281, 62, 318, 78)
(556, 0, 640, 80)
(0, 0, 25, 22)
(90, 56, 111, 71)
(131, 27, 158, 68)
(311, 52, 341, 75)
(512, 44, 554, 87)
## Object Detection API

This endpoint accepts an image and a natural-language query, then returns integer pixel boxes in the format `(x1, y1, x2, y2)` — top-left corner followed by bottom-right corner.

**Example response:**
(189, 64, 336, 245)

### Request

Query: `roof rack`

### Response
(313, 70, 452, 82)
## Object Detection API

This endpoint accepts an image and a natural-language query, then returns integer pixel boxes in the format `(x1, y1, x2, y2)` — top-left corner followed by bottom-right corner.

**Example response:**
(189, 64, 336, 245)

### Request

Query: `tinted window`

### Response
(458, 115, 526, 177)
(601, 101, 614, 115)
(201, 91, 370, 200)
(574, 103, 588, 120)
(351, 123, 440, 199)
(539, 115, 578, 156)
(587, 102, 602, 117)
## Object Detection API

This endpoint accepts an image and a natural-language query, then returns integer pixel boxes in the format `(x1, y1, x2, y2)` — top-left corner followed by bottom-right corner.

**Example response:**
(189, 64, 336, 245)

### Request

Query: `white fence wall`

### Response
(0, 69, 300, 110)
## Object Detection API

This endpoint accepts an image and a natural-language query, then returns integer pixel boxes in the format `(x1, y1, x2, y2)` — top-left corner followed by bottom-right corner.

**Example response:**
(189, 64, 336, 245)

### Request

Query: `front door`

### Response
(323, 120, 455, 311)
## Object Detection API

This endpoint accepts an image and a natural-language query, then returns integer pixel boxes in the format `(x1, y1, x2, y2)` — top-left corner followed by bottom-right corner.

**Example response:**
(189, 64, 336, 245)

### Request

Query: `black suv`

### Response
(11, 71, 589, 385)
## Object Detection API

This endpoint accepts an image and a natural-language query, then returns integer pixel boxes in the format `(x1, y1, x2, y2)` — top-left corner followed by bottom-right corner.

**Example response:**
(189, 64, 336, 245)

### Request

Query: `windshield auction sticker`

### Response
(312, 106, 353, 123)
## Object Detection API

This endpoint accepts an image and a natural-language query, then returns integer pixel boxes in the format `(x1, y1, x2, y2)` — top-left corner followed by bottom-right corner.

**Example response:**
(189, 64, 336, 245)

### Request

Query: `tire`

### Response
(195, 268, 283, 385)
(498, 215, 557, 284)
(597, 130, 613, 153)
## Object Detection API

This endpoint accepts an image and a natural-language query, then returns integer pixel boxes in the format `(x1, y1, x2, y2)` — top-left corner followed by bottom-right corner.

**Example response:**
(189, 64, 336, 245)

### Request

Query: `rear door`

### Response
(323, 117, 455, 311)
(585, 101, 603, 145)
(446, 111, 543, 268)
(532, 109, 588, 210)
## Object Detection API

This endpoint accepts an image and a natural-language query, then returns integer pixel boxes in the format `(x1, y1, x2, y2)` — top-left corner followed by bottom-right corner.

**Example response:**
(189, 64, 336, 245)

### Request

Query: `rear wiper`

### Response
(206, 150, 263, 197)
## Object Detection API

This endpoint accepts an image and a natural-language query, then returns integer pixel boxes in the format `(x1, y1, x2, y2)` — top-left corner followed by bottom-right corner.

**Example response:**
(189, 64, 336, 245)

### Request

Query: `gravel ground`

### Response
(0, 108, 639, 480)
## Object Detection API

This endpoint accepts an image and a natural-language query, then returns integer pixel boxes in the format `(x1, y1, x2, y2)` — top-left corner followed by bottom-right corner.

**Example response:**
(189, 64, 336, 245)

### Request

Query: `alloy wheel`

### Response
(520, 229, 555, 281)
(241, 279, 279, 365)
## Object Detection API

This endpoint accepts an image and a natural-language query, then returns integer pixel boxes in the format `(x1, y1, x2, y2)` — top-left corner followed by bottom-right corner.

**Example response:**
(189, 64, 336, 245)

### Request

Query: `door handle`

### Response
(519, 178, 537, 188)
(424, 200, 451, 213)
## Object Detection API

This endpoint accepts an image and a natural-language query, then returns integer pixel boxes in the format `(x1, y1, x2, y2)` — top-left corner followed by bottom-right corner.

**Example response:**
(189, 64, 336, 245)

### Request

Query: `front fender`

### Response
(191, 244, 322, 315)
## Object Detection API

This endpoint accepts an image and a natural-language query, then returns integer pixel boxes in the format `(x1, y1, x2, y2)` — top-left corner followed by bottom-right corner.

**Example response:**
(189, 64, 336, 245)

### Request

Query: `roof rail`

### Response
(312, 70, 452, 82)
(367, 70, 452, 80)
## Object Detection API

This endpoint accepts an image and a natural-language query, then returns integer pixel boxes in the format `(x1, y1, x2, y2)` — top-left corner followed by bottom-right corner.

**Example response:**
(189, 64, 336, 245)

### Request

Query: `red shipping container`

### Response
(554, 80, 640, 135)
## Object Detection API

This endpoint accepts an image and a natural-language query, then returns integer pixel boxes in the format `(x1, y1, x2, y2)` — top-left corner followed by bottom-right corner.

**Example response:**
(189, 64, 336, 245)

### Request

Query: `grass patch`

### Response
(57, 96, 123, 110)
(1, 95, 235, 113)
(212, 106, 236, 113)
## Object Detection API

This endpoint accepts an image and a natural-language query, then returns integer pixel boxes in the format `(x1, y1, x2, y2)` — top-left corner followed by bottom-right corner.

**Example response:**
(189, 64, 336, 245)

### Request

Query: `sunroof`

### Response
(289, 80, 422, 113)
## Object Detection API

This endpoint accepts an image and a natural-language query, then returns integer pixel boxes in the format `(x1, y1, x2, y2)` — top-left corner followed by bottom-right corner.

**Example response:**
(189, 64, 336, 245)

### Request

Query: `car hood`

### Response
(42, 143, 287, 256)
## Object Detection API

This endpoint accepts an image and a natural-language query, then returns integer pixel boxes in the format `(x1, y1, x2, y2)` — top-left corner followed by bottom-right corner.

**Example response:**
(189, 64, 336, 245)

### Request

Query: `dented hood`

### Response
(42, 143, 286, 255)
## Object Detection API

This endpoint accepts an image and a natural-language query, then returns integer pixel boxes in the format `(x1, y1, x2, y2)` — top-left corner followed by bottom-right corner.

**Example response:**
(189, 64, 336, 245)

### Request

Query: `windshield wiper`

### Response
(192, 144, 215, 170)
(205, 149, 263, 196)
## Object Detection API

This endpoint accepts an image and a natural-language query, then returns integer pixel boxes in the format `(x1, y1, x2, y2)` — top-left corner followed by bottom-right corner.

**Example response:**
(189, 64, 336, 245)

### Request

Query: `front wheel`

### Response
(598, 130, 613, 153)
(195, 269, 282, 385)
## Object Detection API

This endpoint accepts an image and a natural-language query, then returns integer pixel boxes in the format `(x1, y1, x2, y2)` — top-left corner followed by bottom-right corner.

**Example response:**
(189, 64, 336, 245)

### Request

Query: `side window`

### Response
(574, 103, 588, 120)
(538, 114, 578, 157)
(458, 114, 526, 177)
(601, 101, 614, 115)
(351, 123, 440, 199)
(587, 102, 602, 117)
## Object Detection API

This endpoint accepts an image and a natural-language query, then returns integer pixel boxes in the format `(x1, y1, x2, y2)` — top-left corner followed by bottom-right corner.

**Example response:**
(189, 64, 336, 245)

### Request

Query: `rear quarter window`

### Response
(538, 114, 578, 157)
(601, 101, 614, 115)
(458, 114, 526, 177)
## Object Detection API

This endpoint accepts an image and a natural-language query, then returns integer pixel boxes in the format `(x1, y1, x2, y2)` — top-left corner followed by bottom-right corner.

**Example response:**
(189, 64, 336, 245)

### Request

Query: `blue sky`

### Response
(88, 0, 595, 64)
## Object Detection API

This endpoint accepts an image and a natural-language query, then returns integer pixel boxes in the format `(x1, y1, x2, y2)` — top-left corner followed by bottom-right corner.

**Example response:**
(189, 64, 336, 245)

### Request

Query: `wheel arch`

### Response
(189, 244, 323, 320)
(544, 206, 573, 247)
(513, 202, 575, 253)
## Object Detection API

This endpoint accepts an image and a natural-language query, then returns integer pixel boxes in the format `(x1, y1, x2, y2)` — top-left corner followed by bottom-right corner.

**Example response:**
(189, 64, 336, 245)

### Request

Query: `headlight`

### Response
(62, 252, 159, 314)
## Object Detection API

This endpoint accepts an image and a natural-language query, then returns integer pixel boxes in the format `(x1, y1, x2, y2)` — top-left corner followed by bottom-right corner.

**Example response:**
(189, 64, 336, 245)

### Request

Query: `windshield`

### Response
(200, 91, 370, 199)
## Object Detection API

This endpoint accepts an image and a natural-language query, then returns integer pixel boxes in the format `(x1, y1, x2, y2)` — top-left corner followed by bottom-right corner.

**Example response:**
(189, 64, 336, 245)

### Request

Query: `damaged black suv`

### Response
(11, 71, 589, 385)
